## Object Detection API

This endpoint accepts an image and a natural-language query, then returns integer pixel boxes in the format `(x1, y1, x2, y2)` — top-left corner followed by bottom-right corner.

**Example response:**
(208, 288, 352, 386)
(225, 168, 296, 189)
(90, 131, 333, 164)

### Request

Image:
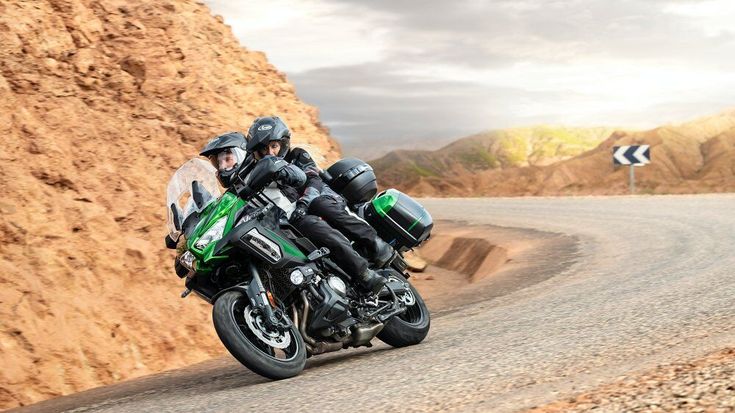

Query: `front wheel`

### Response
(377, 272, 431, 347)
(213, 291, 306, 379)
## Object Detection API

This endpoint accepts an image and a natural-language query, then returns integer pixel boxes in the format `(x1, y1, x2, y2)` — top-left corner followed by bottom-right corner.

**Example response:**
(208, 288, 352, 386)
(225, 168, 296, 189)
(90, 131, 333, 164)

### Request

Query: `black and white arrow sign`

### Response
(613, 145, 650, 165)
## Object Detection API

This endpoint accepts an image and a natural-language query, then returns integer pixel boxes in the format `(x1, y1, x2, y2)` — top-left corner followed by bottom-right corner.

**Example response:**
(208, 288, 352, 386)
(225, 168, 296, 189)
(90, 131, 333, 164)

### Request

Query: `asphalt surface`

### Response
(14, 195, 735, 413)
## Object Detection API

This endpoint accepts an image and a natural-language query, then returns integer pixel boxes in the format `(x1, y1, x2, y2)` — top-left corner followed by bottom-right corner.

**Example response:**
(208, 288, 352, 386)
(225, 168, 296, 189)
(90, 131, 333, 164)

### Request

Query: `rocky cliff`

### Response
(0, 0, 339, 408)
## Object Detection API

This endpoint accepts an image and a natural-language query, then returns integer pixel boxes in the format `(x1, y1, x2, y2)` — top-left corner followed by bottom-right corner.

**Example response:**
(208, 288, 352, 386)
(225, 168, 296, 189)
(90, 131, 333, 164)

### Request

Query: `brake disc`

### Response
(399, 287, 416, 306)
(244, 306, 292, 349)
(388, 276, 416, 306)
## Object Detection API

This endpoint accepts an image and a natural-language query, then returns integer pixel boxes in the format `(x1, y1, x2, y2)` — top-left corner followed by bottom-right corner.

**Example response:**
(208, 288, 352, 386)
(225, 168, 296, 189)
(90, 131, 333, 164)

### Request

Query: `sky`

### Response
(206, 0, 735, 157)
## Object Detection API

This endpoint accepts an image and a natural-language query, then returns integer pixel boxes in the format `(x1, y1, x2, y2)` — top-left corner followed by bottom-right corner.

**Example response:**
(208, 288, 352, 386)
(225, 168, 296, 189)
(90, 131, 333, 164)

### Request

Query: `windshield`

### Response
(166, 158, 222, 239)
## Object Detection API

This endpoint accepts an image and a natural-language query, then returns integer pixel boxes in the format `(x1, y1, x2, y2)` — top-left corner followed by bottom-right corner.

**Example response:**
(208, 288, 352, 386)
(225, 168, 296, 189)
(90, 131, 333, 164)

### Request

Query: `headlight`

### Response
(179, 251, 197, 271)
(289, 269, 305, 285)
(327, 276, 347, 296)
(195, 216, 227, 249)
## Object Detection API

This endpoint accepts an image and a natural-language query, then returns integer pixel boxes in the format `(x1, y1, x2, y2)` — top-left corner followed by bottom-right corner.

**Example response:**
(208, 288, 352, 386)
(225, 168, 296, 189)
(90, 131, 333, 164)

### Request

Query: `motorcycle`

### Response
(164, 156, 433, 379)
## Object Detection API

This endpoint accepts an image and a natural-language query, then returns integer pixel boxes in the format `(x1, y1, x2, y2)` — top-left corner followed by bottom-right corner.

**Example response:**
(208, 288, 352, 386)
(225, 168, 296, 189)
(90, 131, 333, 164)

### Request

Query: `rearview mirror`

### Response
(170, 203, 182, 231)
(191, 180, 212, 211)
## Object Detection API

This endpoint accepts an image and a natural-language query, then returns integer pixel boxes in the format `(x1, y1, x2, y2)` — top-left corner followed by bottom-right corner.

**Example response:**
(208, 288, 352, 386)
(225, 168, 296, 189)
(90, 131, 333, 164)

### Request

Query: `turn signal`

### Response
(266, 290, 277, 308)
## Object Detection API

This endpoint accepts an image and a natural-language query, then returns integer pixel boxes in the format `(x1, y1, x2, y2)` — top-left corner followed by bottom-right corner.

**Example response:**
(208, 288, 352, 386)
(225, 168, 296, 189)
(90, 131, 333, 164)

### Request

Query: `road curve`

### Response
(14, 194, 735, 413)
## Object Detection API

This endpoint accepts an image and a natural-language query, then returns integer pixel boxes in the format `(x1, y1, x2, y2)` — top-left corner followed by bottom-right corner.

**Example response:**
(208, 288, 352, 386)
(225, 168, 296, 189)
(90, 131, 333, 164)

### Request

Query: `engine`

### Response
(308, 277, 356, 337)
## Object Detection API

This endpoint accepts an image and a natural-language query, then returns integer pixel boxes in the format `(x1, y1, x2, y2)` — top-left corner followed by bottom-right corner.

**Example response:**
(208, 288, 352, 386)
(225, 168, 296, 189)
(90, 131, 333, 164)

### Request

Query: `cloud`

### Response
(321, 0, 735, 69)
(206, 0, 390, 71)
(206, 0, 735, 156)
(291, 62, 585, 146)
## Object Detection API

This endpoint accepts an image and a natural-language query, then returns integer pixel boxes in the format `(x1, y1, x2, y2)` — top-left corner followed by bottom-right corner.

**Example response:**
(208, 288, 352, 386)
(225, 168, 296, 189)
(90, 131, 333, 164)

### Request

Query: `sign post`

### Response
(629, 164, 635, 194)
(613, 145, 650, 194)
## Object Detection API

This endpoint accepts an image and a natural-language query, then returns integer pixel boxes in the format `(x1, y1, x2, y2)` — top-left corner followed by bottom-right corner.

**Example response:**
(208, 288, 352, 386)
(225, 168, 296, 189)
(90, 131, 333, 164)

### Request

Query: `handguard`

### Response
(233, 156, 288, 199)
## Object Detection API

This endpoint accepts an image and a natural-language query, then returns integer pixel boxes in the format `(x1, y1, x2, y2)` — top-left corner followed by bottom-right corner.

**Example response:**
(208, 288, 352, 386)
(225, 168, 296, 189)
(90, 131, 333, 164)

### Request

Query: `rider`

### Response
(245, 117, 389, 294)
(199, 131, 305, 219)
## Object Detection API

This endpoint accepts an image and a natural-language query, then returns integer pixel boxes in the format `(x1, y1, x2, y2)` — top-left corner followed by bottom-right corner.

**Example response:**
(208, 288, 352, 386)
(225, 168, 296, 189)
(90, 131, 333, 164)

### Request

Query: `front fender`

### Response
(209, 263, 272, 315)
(211, 284, 250, 304)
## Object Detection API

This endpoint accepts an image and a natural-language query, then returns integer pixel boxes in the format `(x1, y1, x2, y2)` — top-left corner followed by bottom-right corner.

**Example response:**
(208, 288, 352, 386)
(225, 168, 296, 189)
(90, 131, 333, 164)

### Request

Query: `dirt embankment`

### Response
(408, 218, 579, 314)
(422, 235, 508, 284)
(408, 222, 521, 310)
(0, 0, 339, 409)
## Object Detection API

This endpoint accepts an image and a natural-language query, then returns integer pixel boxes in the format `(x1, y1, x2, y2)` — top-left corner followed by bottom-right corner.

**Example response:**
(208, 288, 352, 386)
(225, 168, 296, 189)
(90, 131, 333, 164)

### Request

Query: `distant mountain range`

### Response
(342, 135, 462, 160)
(372, 126, 616, 190)
(342, 127, 614, 161)
(372, 110, 735, 196)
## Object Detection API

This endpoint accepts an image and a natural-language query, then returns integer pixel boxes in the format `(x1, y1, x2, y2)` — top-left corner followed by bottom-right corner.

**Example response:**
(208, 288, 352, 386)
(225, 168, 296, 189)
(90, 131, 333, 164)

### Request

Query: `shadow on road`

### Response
(12, 346, 394, 413)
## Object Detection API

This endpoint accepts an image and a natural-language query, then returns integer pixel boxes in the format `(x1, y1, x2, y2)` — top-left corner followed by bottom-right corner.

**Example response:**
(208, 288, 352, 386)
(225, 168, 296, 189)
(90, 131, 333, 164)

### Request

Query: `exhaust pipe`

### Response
(299, 291, 343, 355)
(350, 322, 384, 347)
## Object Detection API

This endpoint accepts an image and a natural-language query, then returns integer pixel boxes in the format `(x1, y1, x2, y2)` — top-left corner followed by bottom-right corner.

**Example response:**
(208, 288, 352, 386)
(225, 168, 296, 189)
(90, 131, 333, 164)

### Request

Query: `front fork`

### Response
(245, 262, 287, 331)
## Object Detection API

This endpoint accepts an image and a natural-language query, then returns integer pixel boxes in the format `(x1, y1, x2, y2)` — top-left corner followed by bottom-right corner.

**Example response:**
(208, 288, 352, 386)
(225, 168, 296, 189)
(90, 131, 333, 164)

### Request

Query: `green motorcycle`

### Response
(165, 157, 433, 379)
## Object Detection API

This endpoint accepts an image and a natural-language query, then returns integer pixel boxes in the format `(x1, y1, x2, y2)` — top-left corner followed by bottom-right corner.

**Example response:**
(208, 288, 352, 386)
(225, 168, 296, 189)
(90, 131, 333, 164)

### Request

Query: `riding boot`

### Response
(370, 237, 394, 268)
(357, 268, 386, 295)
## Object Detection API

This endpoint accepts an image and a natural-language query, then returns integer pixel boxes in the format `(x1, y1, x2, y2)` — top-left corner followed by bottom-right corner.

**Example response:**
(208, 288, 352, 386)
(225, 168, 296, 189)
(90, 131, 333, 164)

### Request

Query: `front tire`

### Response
(213, 291, 306, 379)
(377, 272, 431, 347)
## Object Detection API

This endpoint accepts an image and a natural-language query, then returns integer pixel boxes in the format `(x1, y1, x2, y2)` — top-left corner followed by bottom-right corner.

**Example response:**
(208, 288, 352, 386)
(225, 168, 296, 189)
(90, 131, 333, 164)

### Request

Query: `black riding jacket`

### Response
(284, 147, 339, 208)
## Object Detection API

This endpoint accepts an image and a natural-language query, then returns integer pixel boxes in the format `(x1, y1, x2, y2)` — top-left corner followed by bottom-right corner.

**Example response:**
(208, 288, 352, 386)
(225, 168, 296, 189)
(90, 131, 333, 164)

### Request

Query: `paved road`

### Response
(16, 195, 735, 412)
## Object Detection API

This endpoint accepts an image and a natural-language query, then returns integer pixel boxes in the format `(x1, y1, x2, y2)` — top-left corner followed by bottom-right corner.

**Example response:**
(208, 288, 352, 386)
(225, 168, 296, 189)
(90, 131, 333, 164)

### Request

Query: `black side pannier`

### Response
(363, 189, 433, 251)
(323, 158, 378, 205)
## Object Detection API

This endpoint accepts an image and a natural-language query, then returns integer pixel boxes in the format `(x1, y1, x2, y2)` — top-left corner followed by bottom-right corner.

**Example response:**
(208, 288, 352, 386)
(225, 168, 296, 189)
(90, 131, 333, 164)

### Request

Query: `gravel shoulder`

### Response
(527, 347, 735, 412)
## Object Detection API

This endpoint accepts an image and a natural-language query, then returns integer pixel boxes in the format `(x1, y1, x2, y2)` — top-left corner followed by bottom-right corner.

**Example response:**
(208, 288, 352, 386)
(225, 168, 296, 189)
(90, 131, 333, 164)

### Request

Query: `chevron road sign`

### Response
(613, 145, 650, 165)
(612, 145, 651, 194)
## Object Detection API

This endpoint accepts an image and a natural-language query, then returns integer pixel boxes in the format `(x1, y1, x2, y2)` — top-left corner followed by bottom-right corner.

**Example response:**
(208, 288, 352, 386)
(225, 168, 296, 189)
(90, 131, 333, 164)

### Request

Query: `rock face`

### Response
(373, 112, 735, 196)
(0, 0, 339, 408)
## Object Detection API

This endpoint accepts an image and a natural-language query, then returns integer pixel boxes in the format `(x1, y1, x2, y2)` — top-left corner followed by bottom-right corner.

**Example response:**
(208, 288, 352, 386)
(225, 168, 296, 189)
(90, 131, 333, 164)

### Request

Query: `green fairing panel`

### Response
(187, 192, 245, 267)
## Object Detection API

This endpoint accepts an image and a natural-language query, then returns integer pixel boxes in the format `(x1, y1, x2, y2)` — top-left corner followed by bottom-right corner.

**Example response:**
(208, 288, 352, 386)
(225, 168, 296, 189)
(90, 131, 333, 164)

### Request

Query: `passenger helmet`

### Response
(199, 132, 249, 188)
(246, 116, 291, 157)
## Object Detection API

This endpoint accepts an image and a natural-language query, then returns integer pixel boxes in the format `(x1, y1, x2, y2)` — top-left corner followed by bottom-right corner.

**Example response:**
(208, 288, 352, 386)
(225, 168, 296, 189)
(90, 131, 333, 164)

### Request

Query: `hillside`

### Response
(373, 111, 735, 197)
(0, 0, 339, 408)
(372, 126, 615, 190)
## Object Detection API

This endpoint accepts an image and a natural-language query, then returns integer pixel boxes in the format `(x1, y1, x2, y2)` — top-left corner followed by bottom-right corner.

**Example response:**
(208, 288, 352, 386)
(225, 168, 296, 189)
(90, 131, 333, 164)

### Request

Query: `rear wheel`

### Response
(377, 272, 430, 347)
(213, 291, 306, 379)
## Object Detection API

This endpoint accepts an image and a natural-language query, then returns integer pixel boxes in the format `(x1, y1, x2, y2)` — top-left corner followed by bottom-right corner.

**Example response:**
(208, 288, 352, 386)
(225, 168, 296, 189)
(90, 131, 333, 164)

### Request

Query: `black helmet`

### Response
(246, 116, 291, 157)
(200, 132, 249, 188)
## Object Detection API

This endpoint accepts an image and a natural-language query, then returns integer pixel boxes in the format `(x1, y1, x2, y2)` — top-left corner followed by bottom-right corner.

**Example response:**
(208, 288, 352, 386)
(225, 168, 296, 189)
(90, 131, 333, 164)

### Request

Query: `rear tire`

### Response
(213, 291, 306, 379)
(377, 272, 430, 347)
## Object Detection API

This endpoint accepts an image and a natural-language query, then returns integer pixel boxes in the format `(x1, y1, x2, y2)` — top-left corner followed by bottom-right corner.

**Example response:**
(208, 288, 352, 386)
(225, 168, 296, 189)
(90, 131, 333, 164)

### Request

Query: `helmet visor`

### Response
(209, 147, 245, 172)
(253, 140, 288, 159)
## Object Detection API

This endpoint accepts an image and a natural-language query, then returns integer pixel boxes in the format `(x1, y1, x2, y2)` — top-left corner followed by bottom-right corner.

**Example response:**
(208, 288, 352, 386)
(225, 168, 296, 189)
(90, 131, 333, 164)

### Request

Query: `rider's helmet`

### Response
(246, 116, 291, 158)
(199, 132, 249, 188)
